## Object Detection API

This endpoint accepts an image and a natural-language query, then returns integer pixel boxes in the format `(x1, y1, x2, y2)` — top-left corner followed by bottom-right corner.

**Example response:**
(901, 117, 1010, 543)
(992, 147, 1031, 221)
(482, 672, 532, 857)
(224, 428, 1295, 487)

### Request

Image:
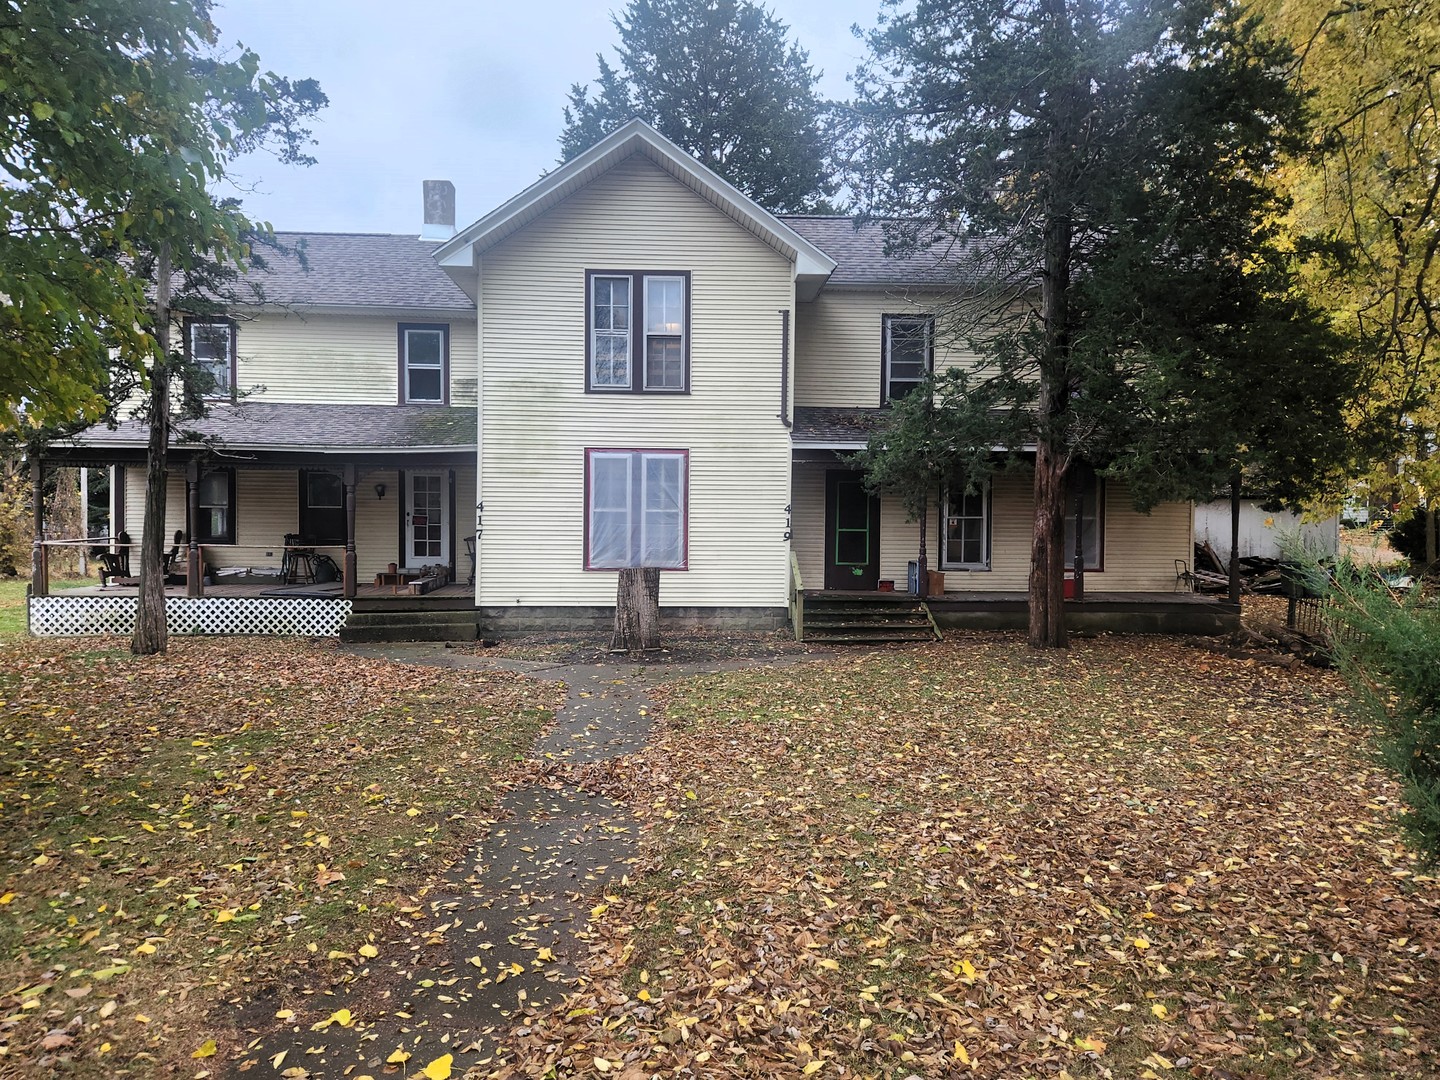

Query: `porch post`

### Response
(30, 455, 48, 597)
(343, 464, 357, 600)
(1071, 488, 1085, 602)
(186, 460, 202, 597)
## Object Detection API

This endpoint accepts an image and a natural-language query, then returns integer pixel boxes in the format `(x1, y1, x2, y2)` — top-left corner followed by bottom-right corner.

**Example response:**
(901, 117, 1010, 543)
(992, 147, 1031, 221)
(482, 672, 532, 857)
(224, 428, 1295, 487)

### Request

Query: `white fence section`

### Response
(28, 595, 352, 637)
(1194, 500, 1339, 563)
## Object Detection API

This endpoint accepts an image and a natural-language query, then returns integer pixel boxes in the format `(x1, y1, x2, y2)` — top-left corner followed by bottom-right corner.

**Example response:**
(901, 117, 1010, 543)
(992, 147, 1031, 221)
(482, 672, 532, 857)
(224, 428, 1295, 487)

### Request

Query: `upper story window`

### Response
(585, 448, 688, 569)
(882, 314, 934, 403)
(586, 271, 690, 393)
(942, 483, 990, 570)
(399, 323, 449, 404)
(187, 319, 235, 400)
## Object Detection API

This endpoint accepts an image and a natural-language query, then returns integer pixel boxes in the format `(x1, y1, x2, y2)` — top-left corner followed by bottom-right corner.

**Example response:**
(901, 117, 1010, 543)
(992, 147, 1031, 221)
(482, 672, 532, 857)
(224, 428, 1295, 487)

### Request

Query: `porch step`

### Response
(339, 609, 478, 643)
(799, 594, 941, 644)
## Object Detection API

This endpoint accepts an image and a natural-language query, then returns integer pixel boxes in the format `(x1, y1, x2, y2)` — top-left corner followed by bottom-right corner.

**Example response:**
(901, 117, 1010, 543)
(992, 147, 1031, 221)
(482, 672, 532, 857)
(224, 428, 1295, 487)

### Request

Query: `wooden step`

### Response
(798, 593, 941, 644)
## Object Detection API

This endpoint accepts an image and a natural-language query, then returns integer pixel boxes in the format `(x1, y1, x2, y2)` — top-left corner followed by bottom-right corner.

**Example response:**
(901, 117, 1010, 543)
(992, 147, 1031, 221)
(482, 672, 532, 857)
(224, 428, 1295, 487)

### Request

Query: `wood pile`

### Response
(1192, 542, 1286, 594)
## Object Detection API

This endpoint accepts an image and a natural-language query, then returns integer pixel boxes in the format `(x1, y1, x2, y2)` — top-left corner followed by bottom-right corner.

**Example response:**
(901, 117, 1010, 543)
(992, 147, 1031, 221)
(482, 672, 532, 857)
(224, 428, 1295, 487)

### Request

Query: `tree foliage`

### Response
(844, 0, 1355, 645)
(560, 0, 832, 212)
(0, 0, 325, 433)
(1252, 0, 1440, 549)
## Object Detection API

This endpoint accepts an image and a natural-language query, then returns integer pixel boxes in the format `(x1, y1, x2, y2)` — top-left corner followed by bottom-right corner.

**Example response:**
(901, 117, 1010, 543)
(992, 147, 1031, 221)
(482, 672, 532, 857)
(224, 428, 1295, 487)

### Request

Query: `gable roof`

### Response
(233, 233, 474, 312)
(434, 119, 837, 300)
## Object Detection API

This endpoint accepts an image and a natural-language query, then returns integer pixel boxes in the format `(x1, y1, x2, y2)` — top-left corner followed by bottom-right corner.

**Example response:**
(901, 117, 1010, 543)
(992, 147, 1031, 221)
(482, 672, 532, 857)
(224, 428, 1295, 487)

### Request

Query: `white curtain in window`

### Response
(641, 454, 683, 566)
(589, 453, 631, 567)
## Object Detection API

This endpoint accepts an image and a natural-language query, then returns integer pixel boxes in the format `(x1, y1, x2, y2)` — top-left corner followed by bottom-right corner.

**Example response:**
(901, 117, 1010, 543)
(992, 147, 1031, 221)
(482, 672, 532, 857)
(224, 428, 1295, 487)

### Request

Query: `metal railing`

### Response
(788, 549, 804, 642)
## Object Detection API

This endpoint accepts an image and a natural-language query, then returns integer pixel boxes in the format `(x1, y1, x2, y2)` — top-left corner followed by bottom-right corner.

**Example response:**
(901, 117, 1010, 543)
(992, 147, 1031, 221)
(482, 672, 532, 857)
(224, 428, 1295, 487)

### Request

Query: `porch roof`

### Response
(791, 406, 888, 450)
(56, 403, 477, 456)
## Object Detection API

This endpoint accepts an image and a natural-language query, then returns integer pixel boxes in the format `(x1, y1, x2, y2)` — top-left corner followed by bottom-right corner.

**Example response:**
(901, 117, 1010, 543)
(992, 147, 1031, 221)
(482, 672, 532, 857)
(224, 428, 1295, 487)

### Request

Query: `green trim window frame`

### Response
(398, 323, 450, 405)
(196, 468, 236, 544)
(186, 318, 236, 400)
(942, 483, 991, 570)
(1063, 472, 1105, 571)
(585, 270, 691, 393)
(298, 470, 347, 544)
(882, 314, 933, 404)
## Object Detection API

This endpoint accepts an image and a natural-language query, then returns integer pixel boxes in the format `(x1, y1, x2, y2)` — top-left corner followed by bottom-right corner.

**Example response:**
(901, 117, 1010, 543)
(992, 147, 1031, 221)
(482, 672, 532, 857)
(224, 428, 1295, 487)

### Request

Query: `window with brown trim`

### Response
(398, 323, 449, 404)
(882, 314, 934, 403)
(196, 469, 236, 544)
(186, 319, 236, 400)
(298, 470, 346, 544)
(1062, 470, 1105, 570)
(584, 449, 689, 569)
(585, 271, 690, 393)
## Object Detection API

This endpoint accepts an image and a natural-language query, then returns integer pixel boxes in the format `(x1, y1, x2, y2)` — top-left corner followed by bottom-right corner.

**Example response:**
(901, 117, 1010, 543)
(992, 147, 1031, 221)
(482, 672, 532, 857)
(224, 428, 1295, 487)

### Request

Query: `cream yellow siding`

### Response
(794, 290, 980, 408)
(791, 465, 1192, 594)
(477, 153, 795, 608)
(230, 313, 477, 407)
(120, 464, 475, 582)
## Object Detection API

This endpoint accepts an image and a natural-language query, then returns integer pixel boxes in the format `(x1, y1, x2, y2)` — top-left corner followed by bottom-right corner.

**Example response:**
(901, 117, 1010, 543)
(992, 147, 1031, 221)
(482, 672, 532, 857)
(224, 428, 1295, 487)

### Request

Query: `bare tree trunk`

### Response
(133, 243, 171, 656)
(1029, 440, 1069, 648)
(611, 566, 661, 654)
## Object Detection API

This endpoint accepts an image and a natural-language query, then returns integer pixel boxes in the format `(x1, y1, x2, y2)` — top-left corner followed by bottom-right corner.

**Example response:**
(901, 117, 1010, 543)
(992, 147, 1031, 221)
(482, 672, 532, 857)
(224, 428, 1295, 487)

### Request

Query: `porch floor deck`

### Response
(57, 581, 474, 602)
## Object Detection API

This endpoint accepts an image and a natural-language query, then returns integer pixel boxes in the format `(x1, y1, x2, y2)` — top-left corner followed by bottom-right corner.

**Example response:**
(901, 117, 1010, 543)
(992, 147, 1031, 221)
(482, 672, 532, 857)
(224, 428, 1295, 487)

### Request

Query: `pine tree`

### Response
(560, 0, 832, 212)
(845, 0, 1355, 646)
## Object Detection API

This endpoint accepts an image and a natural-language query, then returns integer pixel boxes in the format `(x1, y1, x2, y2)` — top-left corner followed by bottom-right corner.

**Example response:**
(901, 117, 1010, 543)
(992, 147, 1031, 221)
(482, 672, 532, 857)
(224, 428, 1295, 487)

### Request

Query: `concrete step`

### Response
(339, 609, 478, 643)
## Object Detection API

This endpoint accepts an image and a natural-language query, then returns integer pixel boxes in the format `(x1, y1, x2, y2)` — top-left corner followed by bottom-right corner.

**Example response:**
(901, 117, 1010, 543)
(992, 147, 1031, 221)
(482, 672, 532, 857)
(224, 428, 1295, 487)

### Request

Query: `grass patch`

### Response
(499, 635, 1438, 1078)
(0, 636, 561, 1075)
(0, 577, 91, 637)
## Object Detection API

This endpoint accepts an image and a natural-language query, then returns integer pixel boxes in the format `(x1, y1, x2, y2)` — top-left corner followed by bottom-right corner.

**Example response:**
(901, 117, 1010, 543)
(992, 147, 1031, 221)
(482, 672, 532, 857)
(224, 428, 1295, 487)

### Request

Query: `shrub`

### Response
(1387, 506, 1437, 565)
(1326, 565, 1440, 864)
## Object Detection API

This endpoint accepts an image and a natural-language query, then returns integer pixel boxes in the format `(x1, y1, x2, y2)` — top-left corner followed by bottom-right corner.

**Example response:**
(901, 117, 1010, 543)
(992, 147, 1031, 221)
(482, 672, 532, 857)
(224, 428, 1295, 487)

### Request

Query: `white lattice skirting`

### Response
(28, 596, 352, 637)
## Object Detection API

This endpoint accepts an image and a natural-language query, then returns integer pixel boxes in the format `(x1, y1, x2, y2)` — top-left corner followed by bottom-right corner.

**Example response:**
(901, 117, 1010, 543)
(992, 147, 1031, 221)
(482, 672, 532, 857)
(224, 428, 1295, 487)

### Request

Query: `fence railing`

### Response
(788, 549, 804, 642)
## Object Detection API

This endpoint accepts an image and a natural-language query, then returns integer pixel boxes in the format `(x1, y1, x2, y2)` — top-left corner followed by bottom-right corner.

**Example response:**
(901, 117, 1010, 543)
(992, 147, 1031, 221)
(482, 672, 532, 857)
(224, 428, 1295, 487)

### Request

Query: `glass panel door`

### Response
(406, 471, 449, 566)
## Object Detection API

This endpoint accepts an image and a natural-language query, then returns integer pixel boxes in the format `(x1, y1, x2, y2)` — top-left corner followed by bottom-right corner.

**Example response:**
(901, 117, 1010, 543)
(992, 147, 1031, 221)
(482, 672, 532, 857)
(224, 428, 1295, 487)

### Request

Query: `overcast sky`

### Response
(214, 0, 883, 235)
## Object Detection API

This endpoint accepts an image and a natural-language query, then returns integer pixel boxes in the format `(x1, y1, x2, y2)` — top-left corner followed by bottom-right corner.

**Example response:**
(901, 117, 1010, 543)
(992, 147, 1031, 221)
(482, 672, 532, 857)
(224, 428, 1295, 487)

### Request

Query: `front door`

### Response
(405, 471, 449, 568)
(824, 470, 880, 590)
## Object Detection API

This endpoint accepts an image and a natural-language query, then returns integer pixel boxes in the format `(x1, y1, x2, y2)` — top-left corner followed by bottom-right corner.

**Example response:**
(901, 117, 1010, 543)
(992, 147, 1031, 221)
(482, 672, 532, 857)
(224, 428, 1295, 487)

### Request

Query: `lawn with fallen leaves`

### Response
(0, 637, 560, 1076)
(495, 636, 1439, 1079)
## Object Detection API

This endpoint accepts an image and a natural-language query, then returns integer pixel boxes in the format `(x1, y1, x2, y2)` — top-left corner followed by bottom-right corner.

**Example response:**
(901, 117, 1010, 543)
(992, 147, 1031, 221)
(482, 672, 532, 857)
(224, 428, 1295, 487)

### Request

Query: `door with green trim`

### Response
(824, 470, 880, 591)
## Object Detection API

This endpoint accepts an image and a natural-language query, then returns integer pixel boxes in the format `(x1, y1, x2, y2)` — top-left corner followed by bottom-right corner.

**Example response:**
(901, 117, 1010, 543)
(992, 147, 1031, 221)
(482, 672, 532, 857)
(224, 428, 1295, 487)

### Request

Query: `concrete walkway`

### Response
(237, 643, 818, 1077)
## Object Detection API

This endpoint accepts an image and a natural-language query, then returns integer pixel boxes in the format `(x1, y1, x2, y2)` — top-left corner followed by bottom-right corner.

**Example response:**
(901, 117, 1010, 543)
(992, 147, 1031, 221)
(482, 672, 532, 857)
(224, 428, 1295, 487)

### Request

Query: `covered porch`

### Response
(29, 402, 479, 634)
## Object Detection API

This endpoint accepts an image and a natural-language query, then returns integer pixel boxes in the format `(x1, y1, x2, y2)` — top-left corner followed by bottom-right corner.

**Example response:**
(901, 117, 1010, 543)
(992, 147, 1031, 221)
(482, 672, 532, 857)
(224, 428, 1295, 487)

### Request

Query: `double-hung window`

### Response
(187, 319, 235, 400)
(587, 271, 689, 392)
(196, 469, 236, 544)
(882, 314, 934, 403)
(299, 470, 346, 544)
(399, 323, 449, 404)
(943, 483, 990, 570)
(585, 449, 688, 569)
(1062, 471, 1104, 570)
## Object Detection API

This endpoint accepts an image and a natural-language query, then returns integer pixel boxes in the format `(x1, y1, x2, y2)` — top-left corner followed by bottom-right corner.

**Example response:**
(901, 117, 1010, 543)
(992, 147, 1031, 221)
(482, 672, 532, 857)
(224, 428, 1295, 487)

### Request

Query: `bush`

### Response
(1387, 506, 1437, 564)
(1325, 565, 1440, 864)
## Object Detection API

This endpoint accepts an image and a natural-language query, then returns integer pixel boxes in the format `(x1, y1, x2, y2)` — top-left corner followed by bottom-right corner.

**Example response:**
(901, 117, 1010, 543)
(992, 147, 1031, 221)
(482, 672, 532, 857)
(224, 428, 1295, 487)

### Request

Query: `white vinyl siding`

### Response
(791, 465, 1192, 593)
(795, 291, 977, 408)
(119, 465, 476, 582)
(229, 313, 478, 407)
(478, 153, 793, 606)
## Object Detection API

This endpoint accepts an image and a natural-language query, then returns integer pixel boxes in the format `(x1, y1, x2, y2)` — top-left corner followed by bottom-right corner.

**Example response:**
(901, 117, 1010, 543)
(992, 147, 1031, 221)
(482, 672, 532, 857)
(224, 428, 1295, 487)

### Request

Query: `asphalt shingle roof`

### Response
(780, 217, 1001, 288)
(237, 233, 474, 311)
(68, 403, 476, 452)
(792, 406, 890, 446)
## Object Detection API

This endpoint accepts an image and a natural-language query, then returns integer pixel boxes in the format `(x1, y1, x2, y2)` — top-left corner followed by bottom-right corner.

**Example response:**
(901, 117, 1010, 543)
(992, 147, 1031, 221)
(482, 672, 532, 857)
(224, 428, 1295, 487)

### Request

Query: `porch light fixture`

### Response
(374, 483, 386, 499)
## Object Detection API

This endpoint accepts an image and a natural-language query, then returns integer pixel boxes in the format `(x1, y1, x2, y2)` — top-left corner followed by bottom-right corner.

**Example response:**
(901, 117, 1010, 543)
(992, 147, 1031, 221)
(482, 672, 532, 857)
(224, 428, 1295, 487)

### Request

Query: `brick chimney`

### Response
(421, 180, 455, 241)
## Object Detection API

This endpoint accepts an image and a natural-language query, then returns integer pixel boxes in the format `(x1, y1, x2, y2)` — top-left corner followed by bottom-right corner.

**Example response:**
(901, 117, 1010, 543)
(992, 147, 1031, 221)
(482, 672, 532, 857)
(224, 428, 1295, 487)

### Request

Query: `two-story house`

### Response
(31, 120, 1234, 639)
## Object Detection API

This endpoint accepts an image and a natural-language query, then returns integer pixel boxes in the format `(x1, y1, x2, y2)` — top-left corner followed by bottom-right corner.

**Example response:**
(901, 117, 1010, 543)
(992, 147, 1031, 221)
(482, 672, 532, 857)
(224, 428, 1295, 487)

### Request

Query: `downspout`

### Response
(778, 309, 791, 428)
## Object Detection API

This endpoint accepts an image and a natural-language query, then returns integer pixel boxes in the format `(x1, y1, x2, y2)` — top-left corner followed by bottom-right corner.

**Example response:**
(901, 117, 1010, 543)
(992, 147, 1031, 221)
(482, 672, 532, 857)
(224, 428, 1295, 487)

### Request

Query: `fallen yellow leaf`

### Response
(192, 1039, 217, 1059)
(358, 944, 378, 958)
(422, 1053, 453, 1079)
(385, 1049, 410, 1065)
(954, 1040, 971, 1064)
